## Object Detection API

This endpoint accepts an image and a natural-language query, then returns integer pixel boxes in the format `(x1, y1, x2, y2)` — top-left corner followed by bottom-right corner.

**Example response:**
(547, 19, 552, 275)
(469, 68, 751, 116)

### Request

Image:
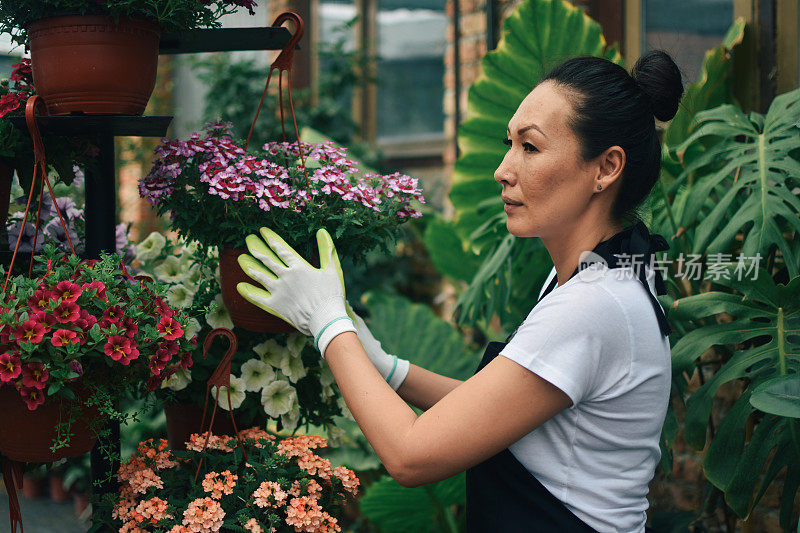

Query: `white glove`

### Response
(236, 227, 356, 357)
(346, 302, 410, 391)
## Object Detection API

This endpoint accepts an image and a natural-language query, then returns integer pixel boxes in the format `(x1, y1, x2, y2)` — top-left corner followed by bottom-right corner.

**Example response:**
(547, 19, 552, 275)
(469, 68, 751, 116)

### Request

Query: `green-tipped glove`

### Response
(345, 302, 410, 390)
(236, 227, 356, 357)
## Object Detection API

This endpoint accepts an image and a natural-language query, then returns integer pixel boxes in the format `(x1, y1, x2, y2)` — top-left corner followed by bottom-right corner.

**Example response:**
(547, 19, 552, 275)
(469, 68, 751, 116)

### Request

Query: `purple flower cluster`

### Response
(139, 121, 426, 218)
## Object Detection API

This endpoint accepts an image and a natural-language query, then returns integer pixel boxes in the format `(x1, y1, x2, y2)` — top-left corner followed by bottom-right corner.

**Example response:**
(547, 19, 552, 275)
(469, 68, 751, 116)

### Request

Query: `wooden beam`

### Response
(623, 0, 641, 67)
(776, 0, 799, 92)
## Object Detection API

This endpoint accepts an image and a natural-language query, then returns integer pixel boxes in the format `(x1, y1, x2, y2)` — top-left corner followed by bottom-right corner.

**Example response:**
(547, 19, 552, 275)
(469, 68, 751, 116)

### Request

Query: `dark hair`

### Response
(541, 50, 684, 224)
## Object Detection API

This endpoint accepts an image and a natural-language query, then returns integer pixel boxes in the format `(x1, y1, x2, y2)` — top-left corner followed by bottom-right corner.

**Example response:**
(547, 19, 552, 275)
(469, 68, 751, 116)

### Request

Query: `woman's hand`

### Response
(346, 302, 410, 390)
(236, 227, 356, 356)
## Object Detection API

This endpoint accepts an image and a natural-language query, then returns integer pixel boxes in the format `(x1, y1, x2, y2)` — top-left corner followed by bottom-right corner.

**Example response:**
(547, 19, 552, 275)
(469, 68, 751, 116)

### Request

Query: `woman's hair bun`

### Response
(631, 49, 684, 122)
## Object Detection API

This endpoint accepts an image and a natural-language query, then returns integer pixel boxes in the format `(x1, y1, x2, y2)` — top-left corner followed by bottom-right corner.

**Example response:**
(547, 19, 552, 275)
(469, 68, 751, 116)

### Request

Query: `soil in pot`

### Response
(27, 15, 161, 115)
(0, 386, 102, 463)
(219, 247, 296, 333)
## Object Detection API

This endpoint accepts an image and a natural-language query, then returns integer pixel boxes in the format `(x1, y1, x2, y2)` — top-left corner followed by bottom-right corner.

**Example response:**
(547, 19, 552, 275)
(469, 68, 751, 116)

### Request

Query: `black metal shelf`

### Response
(7, 115, 172, 137)
(160, 26, 291, 54)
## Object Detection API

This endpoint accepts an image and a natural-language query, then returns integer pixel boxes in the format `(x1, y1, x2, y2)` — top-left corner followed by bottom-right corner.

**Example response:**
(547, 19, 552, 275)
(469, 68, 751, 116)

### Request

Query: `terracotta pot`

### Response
(21, 474, 45, 499)
(27, 15, 161, 115)
(164, 401, 244, 451)
(49, 475, 71, 502)
(73, 492, 90, 516)
(219, 247, 295, 333)
(0, 385, 102, 462)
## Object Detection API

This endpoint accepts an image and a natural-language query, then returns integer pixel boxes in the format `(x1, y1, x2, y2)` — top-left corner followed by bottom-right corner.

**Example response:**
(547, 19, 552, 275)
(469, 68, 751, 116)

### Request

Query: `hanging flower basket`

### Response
(26, 15, 161, 115)
(0, 384, 100, 462)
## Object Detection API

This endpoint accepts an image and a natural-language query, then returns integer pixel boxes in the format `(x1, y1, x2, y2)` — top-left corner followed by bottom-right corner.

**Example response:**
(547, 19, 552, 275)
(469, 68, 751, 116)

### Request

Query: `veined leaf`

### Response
(750, 375, 800, 418)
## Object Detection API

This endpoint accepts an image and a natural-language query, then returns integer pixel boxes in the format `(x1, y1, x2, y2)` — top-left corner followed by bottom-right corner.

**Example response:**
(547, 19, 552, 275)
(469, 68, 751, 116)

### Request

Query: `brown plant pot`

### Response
(164, 401, 244, 451)
(73, 492, 90, 516)
(27, 15, 161, 115)
(49, 475, 71, 503)
(21, 474, 45, 499)
(219, 247, 296, 333)
(0, 385, 102, 462)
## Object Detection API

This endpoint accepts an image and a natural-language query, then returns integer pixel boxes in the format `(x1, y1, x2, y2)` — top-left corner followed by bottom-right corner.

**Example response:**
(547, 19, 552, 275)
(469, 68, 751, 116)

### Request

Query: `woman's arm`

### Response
(325, 331, 571, 488)
(396, 364, 463, 411)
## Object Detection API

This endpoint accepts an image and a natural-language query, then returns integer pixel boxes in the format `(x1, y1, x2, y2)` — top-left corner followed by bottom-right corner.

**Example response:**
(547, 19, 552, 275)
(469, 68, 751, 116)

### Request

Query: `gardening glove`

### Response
(346, 302, 410, 391)
(236, 227, 356, 358)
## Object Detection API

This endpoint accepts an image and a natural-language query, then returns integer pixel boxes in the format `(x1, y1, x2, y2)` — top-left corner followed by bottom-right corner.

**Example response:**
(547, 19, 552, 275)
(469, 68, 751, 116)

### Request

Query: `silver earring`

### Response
(597, 184, 602, 190)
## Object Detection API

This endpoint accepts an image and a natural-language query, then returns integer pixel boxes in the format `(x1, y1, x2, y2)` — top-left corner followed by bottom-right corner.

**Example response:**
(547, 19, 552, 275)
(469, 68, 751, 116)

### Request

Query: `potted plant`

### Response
(138, 120, 425, 332)
(0, 59, 99, 238)
(104, 429, 360, 532)
(0, 245, 196, 462)
(132, 231, 354, 448)
(0, 0, 257, 115)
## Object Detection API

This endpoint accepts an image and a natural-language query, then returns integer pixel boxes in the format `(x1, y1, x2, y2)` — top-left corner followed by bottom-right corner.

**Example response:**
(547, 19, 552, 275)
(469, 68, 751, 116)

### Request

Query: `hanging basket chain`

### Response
(244, 11, 309, 188)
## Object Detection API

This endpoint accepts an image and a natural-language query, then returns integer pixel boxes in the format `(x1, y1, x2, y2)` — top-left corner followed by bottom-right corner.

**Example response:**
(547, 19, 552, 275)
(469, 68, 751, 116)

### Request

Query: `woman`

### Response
(237, 49, 684, 532)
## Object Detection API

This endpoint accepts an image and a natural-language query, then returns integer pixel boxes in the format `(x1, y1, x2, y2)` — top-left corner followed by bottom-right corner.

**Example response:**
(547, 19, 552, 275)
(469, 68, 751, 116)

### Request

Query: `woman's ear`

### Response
(596, 145, 625, 190)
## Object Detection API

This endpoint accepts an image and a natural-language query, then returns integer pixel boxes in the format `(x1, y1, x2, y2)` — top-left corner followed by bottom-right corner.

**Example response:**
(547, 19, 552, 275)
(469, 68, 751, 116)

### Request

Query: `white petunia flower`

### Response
(254, 338, 287, 368)
(160, 368, 191, 391)
(135, 231, 166, 263)
(336, 395, 354, 421)
(325, 423, 345, 447)
(165, 283, 197, 309)
(240, 359, 275, 392)
(182, 264, 202, 287)
(261, 380, 298, 418)
(280, 352, 307, 383)
(321, 384, 336, 399)
(211, 375, 246, 411)
(286, 333, 307, 356)
(281, 402, 301, 432)
(184, 317, 201, 340)
(206, 294, 234, 329)
(319, 364, 335, 388)
(153, 255, 185, 284)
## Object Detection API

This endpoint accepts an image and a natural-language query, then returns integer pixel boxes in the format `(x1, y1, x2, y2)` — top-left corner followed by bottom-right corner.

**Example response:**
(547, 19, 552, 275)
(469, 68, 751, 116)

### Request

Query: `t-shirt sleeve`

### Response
(499, 282, 628, 407)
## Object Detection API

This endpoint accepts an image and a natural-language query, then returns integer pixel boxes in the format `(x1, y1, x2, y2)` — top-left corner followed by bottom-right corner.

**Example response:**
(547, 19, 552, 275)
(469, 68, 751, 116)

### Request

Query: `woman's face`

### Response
(494, 81, 599, 239)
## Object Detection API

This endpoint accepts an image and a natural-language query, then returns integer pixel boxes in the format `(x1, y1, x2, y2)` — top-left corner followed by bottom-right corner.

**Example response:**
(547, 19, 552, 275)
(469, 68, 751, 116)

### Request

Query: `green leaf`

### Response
(359, 473, 465, 533)
(89, 323, 103, 343)
(362, 291, 477, 380)
(750, 375, 800, 418)
(422, 217, 482, 283)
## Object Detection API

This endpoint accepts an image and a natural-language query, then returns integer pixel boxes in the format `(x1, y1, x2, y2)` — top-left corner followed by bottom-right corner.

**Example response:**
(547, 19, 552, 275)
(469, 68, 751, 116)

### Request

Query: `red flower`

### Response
(28, 289, 53, 312)
(54, 301, 81, 323)
(9, 59, 32, 84)
(0, 94, 22, 118)
(121, 316, 138, 339)
(102, 306, 124, 324)
(30, 311, 57, 329)
(51, 328, 79, 347)
(82, 281, 107, 301)
(156, 317, 183, 341)
(20, 387, 46, 410)
(157, 340, 179, 357)
(75, 308, 97, 331)
(154, 298, 174, 319)
(13, 320, 46, 344)
(180, 351, 193, 369)
(54, 280, 82, 302)
(21, 362, 49, 390)
(68, 360, 83, 380)
(0, 352, 21, 382)
(103, 335, 139, 365)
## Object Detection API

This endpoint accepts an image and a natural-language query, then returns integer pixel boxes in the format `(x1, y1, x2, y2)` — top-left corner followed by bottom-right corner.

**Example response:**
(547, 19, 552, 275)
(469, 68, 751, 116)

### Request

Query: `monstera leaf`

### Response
(669, 88, 800, 277)
(669, 264, 800, 527)
(446, 0, 622, 329)
(359, 472, 465, 533)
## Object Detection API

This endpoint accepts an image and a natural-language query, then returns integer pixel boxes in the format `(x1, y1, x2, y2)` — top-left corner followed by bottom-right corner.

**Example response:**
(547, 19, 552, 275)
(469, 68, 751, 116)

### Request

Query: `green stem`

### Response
(777, 307, 786, 375)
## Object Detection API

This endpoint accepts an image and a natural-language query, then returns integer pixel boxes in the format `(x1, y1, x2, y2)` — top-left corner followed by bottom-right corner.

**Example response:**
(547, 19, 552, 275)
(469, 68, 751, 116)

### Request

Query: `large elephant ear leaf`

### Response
(451, 0, 623, 242)
(671, 87, 800, 277)
(359, 473, 465, 533)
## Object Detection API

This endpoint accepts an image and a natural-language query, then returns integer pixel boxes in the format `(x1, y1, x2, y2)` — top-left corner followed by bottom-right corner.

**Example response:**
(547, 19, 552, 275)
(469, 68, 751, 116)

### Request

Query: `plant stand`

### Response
(5, 24, 294, 528)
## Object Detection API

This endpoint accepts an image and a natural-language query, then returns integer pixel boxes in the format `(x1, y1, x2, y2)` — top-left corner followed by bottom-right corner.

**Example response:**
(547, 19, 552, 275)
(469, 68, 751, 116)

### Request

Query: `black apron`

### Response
(465, 221, 671, 532)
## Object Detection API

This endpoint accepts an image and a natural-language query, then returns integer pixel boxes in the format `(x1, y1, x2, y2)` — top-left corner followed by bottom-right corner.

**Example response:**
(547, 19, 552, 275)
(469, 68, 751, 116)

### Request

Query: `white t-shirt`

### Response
(499, 263, 671, 532)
